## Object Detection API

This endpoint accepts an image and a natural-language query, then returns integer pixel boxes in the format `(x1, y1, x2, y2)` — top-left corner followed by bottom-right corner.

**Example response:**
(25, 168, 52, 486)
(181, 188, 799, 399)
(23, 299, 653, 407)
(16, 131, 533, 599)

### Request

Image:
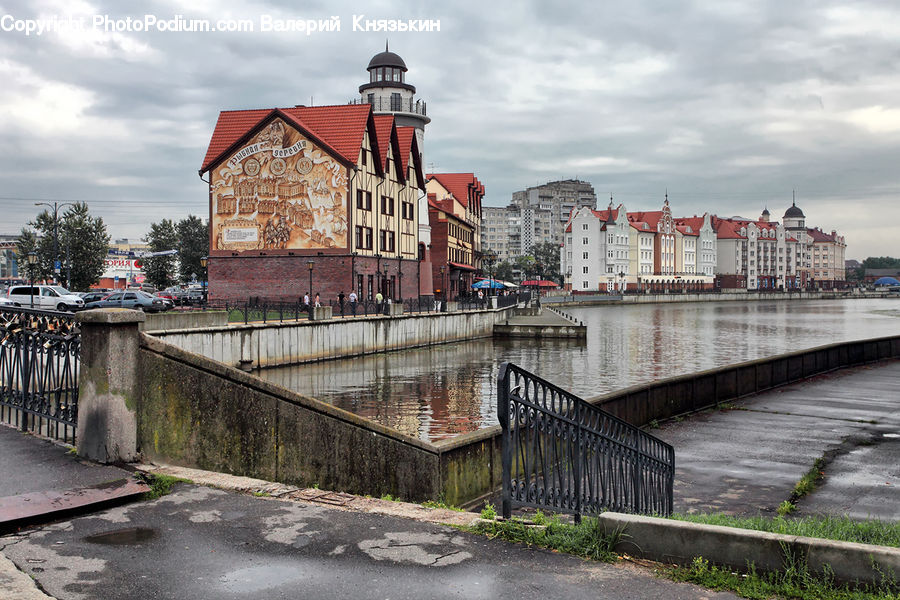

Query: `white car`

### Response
(6, 285, 86, 311)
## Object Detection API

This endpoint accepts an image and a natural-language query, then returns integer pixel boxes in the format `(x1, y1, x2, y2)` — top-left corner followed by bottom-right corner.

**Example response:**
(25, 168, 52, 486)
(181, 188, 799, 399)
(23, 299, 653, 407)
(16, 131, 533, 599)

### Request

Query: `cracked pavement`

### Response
(1, 483, 738, 599)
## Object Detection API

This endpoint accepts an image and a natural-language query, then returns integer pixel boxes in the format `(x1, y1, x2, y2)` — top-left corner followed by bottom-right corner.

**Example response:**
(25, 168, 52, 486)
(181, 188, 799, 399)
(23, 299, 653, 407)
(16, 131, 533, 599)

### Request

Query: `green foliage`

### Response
(669, 513, 900, 548)
(777, 500, 796, 516)
(480, 503, 497, 520)
(176, 215, 209, 284)
(531, 241, 562, 282)
(422, 499, 463, 512)
(792, 458, 826, 500)
(138, 473, 192, 501)
(492, 259, 515, 282)
(862, 256, 900, 269)
(380, 493, 398, 502)
(470, 515, 620, 562)
(17, 202, 110, 290)
(143, 219, 179, 289)
(666, 551, 898, 600)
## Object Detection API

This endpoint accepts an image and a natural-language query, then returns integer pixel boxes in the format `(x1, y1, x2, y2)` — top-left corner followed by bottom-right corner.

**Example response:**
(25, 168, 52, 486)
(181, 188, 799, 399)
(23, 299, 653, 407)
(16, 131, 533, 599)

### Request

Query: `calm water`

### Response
(257, 299, 900, 442)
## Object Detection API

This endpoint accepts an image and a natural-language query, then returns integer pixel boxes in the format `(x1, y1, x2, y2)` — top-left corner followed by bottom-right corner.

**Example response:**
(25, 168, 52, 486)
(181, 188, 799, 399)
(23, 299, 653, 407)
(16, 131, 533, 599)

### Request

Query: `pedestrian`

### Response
(348, 290, 358, 315)
(315, 292, 321, 307)
(338, 290, 346, 315)
(303, 292, 310, 307)
(375, 290, 383, 307)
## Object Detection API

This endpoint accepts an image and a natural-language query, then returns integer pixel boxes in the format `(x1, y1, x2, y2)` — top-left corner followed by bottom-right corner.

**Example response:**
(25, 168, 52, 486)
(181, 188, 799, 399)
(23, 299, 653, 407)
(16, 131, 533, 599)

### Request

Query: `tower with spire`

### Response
(358, 43, 430, 165)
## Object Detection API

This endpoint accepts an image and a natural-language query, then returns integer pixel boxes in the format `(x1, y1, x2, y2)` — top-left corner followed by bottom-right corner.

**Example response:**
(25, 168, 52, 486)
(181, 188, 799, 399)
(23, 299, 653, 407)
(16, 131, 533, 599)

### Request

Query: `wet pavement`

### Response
(1, 484, 737, 600)
(654, 359, 900, 519)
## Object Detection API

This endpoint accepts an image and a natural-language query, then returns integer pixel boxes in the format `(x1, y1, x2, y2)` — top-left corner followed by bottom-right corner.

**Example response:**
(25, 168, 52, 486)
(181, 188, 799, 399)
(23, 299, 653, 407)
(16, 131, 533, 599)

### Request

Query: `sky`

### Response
(1, 0, 899, 260)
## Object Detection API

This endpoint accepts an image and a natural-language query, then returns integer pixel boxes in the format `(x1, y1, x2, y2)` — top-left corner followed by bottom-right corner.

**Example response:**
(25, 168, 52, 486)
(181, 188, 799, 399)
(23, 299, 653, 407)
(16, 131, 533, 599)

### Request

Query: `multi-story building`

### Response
(627, 197, 677, 276)
(808, 228, 846, 288)
(202, 49, 430, 302)
(561, 202, 631, 292)
(481, 205, 519, 260)
(674, 214, 717, 277)
(0, 234, 20, 284)
(511, 179, 596, 253)
(426, 173, 484, 297)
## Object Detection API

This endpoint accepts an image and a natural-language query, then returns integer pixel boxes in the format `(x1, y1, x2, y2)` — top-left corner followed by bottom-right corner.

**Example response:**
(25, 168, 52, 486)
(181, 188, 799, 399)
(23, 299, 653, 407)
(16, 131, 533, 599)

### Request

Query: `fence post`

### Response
(498, 362, 512, 520)
(75, 309, 145, 463)
(574, 400, 582, 524)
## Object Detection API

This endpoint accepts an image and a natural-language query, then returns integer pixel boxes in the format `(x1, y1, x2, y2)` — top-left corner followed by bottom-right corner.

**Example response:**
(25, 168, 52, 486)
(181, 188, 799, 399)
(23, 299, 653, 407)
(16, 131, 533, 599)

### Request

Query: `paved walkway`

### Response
(0, 425, 735, 600)
(654, 359, 900, 520)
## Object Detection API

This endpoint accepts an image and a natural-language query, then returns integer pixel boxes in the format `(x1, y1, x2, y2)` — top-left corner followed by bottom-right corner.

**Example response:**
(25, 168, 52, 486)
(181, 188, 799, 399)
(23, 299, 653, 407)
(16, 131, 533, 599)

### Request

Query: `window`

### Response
(367, 93, 374, 105)
(582, 237, 588, 244)
(390, 92, 401, 111)
(381, 196, 394, 216)
(582, 252, 588, 259)
(583, 266, 589, 274)
(401, 201, 414, 220)
(361, 148, 368, 166)
(355, 226, 373, 250)
(380, 230, 395, 253)
(582, 281, 589, 289)
(356, 190, 372, 210)
(582, 223, 588, 230)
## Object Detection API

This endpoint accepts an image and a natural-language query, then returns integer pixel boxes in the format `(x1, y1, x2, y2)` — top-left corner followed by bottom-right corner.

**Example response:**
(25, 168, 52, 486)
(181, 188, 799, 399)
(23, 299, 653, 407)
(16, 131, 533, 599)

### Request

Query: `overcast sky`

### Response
(2, 0, 899, 259)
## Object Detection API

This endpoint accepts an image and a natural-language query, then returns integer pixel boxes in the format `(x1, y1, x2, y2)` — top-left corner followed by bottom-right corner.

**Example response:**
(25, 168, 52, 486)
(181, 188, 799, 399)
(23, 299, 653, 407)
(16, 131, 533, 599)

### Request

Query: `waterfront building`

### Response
(202, 102, 425, 302)
(426, 173, 484, 297)
(713, 209, 803, 290)
(201, 48, 432, 302)
(481, 205, 520, 261)
(561, 201, 632, 292)
(674, 214, 717, 277)
(808, 227, 846, 288)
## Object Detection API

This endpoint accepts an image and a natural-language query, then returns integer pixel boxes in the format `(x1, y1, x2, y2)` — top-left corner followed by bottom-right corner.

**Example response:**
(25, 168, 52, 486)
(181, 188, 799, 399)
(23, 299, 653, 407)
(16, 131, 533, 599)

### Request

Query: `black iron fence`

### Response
(498, 362, 674, 521)
(0, 307, 80, 443)
(214, 291, 533, 324)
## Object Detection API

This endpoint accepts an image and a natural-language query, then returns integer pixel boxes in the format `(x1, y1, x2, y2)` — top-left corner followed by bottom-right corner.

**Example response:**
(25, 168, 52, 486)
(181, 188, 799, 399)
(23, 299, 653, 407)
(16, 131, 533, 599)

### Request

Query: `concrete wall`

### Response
(138, 334, 443, 500)
(141, 310, 229, 332)
(151, 307, 513, 369)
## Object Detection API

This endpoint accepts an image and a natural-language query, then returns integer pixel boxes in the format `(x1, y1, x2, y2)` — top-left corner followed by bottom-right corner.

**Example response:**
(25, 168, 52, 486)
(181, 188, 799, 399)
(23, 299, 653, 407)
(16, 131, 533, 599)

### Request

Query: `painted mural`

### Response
(211, 118, 349, 251)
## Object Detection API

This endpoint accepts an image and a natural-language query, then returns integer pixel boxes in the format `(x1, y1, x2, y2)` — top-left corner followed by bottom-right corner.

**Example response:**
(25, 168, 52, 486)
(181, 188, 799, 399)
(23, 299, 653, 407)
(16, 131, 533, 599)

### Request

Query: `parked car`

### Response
(155, 287, 185, 306)
(182, 286, 207, 305)
(84, 290, 170, 312)
(6, 285, 85, 311)
(80, 291, 112, 304)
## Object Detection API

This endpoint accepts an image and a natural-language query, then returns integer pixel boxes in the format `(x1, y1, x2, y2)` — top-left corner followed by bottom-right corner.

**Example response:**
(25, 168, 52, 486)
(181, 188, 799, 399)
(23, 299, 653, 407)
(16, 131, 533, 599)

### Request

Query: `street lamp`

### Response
(484, 249, 498, 297)
(34, 201, 74, 284)
(200, 256, 208, 303)
(439, 265, 446, 301)
(26, 252, 37, 308)
(307, 260, 314, 298)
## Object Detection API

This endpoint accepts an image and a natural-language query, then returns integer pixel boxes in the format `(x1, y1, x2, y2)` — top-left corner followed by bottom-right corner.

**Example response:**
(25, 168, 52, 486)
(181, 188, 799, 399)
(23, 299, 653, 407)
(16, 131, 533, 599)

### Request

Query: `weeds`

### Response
(669, 513, 900, 548)
(380, 493, 398, 502)
(138, 472, 192, 501)
(480, 503, 497, 520)
(778, 500, 796, 516)
(468, 514, 621, 562)
(422, 499, 463, 512)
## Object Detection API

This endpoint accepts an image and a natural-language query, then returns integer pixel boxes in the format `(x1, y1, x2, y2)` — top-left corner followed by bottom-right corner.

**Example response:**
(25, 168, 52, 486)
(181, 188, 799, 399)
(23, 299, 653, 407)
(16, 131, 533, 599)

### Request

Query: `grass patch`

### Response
(665, 551, 898, 600)
(138, 473, 192, 501)
(669, 513, 900, 548)
(792, 457, 826, 501)
(468, 514, 621, 562)
(480, 503, 497, 520)
(422, 499, 463, 512)
(778, 500, 796, 516)
(380, 493, 400, 502)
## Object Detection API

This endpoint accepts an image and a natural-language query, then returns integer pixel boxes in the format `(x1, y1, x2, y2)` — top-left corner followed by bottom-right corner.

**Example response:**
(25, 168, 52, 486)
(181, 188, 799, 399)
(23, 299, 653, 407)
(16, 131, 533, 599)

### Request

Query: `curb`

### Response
(598, 512, 900, 587)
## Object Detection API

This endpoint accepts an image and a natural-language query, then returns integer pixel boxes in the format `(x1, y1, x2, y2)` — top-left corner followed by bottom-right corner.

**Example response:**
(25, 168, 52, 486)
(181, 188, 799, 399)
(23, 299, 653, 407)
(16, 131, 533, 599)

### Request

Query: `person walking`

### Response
(348, 290, 358, 315)
(338, 290, 346, 316)
(314, 292, 321, 308)
(375, 290, 384, 313)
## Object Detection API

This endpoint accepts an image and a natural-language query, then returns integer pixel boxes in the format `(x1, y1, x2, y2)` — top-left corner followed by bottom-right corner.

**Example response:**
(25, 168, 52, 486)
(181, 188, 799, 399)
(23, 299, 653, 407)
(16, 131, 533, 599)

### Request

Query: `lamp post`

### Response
(34, 201, 74, 284)
(27, 252, 37, 308)
(200, 256, 208, 304)
(439, 265, 446, 302)
(484, 249, 498, 297)
(307, 260, 314, 298)
(375, 253, 382, 298)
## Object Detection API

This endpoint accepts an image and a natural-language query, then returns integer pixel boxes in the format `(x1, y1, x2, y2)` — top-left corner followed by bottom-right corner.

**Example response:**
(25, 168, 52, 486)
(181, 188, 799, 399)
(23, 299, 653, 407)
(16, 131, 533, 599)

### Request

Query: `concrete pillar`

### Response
(75, 309, 145, 463)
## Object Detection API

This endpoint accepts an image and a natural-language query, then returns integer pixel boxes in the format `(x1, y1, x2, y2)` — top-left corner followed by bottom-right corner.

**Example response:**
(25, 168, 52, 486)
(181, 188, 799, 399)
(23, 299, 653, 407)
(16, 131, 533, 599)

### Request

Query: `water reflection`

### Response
(257, 299, 900, 442)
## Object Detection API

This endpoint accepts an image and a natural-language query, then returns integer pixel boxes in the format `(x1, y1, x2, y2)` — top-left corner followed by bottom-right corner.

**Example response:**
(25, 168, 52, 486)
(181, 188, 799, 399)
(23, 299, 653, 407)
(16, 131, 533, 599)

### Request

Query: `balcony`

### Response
(349, 96, 427, 117)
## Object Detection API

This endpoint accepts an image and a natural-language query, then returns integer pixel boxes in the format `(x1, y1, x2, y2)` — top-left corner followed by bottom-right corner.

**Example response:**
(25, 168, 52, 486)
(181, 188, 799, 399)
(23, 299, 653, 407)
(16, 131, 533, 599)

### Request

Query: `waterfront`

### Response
(257, 299, 900, 442)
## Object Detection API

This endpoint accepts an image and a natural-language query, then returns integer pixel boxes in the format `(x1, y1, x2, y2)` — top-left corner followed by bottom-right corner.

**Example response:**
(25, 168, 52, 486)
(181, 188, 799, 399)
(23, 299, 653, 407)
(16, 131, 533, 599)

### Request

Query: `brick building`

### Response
(425, 174, 484, 297)
(201, 103, 426, 302)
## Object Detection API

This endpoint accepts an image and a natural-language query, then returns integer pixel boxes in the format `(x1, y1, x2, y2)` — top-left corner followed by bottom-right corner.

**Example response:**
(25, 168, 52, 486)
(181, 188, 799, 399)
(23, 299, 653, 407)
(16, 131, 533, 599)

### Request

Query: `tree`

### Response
(14, 228, 44, 282)
(862, 257, 900, 269)
(58, 203, 110, 291)
(531, 241, 562, 282)
(143, 219, 179, 290)
(16, 202, 109, 290)
(493, 260, 515, 283)
(176, 215, 209, 283)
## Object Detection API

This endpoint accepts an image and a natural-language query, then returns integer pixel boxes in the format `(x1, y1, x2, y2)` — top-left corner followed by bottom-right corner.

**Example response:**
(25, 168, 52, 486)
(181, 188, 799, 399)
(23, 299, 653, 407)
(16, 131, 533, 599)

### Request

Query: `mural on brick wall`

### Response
(211, 118, 349, 251)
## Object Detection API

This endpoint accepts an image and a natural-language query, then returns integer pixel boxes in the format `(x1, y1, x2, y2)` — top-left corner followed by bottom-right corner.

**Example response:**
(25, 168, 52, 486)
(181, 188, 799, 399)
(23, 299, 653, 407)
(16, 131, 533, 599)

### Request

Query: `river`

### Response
(256, 298, 900, 442)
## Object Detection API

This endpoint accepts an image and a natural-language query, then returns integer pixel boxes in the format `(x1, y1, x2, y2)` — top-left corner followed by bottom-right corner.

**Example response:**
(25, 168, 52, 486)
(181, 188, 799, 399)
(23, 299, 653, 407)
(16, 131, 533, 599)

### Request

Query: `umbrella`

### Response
(873, 276, 900, 286)
(471, 279, 504, 289)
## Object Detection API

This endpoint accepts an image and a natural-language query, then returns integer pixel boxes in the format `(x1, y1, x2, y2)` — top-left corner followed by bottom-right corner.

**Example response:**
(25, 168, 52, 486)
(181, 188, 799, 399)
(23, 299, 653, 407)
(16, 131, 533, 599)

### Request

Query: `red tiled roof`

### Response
(201, 104, 372, 172)
(372, 114, 395, 169)
(592, 207, 619, 222)
(674, 216, 705, 231)
(676, 224, 699, 236)
(712, 216, 745, 239)
(629, 220, 652, 232)
(427, 173, 484, 209)
(396, 127, 416, 174)
(808, 228, 837, 243)
(628, 211, 663, 229)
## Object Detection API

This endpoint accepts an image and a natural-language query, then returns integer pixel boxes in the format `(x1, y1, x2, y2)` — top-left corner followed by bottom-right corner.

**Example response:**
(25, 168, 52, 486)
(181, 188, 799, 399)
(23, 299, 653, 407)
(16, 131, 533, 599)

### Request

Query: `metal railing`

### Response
(0, 307, 80, 444)
(216, 292, 533, 323)
(498, 362, 674, 521)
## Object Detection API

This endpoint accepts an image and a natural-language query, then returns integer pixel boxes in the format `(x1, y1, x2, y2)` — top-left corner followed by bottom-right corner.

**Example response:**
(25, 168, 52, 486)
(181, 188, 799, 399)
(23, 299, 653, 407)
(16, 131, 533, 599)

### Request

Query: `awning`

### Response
(448, 262, 476, 271)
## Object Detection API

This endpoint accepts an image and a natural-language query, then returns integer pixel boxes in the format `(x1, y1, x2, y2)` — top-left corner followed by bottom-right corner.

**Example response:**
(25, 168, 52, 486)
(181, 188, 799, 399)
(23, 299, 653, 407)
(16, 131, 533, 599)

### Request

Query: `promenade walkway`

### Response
(654, 359, 900, 520)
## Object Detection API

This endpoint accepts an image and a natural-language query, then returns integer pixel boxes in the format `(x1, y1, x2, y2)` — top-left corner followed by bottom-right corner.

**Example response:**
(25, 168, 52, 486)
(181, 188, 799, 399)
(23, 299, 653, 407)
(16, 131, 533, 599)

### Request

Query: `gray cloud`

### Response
(1, 0, 898, 258)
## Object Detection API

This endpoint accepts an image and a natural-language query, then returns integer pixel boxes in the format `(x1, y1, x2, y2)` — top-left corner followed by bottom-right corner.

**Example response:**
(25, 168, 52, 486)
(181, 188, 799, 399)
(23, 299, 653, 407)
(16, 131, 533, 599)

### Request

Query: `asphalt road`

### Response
(1, 484, 737, 600)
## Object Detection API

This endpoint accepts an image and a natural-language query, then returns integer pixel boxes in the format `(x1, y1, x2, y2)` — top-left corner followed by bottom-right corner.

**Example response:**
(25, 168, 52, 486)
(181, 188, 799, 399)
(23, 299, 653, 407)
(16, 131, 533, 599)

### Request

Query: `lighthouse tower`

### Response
(358, 43, 430, 165)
